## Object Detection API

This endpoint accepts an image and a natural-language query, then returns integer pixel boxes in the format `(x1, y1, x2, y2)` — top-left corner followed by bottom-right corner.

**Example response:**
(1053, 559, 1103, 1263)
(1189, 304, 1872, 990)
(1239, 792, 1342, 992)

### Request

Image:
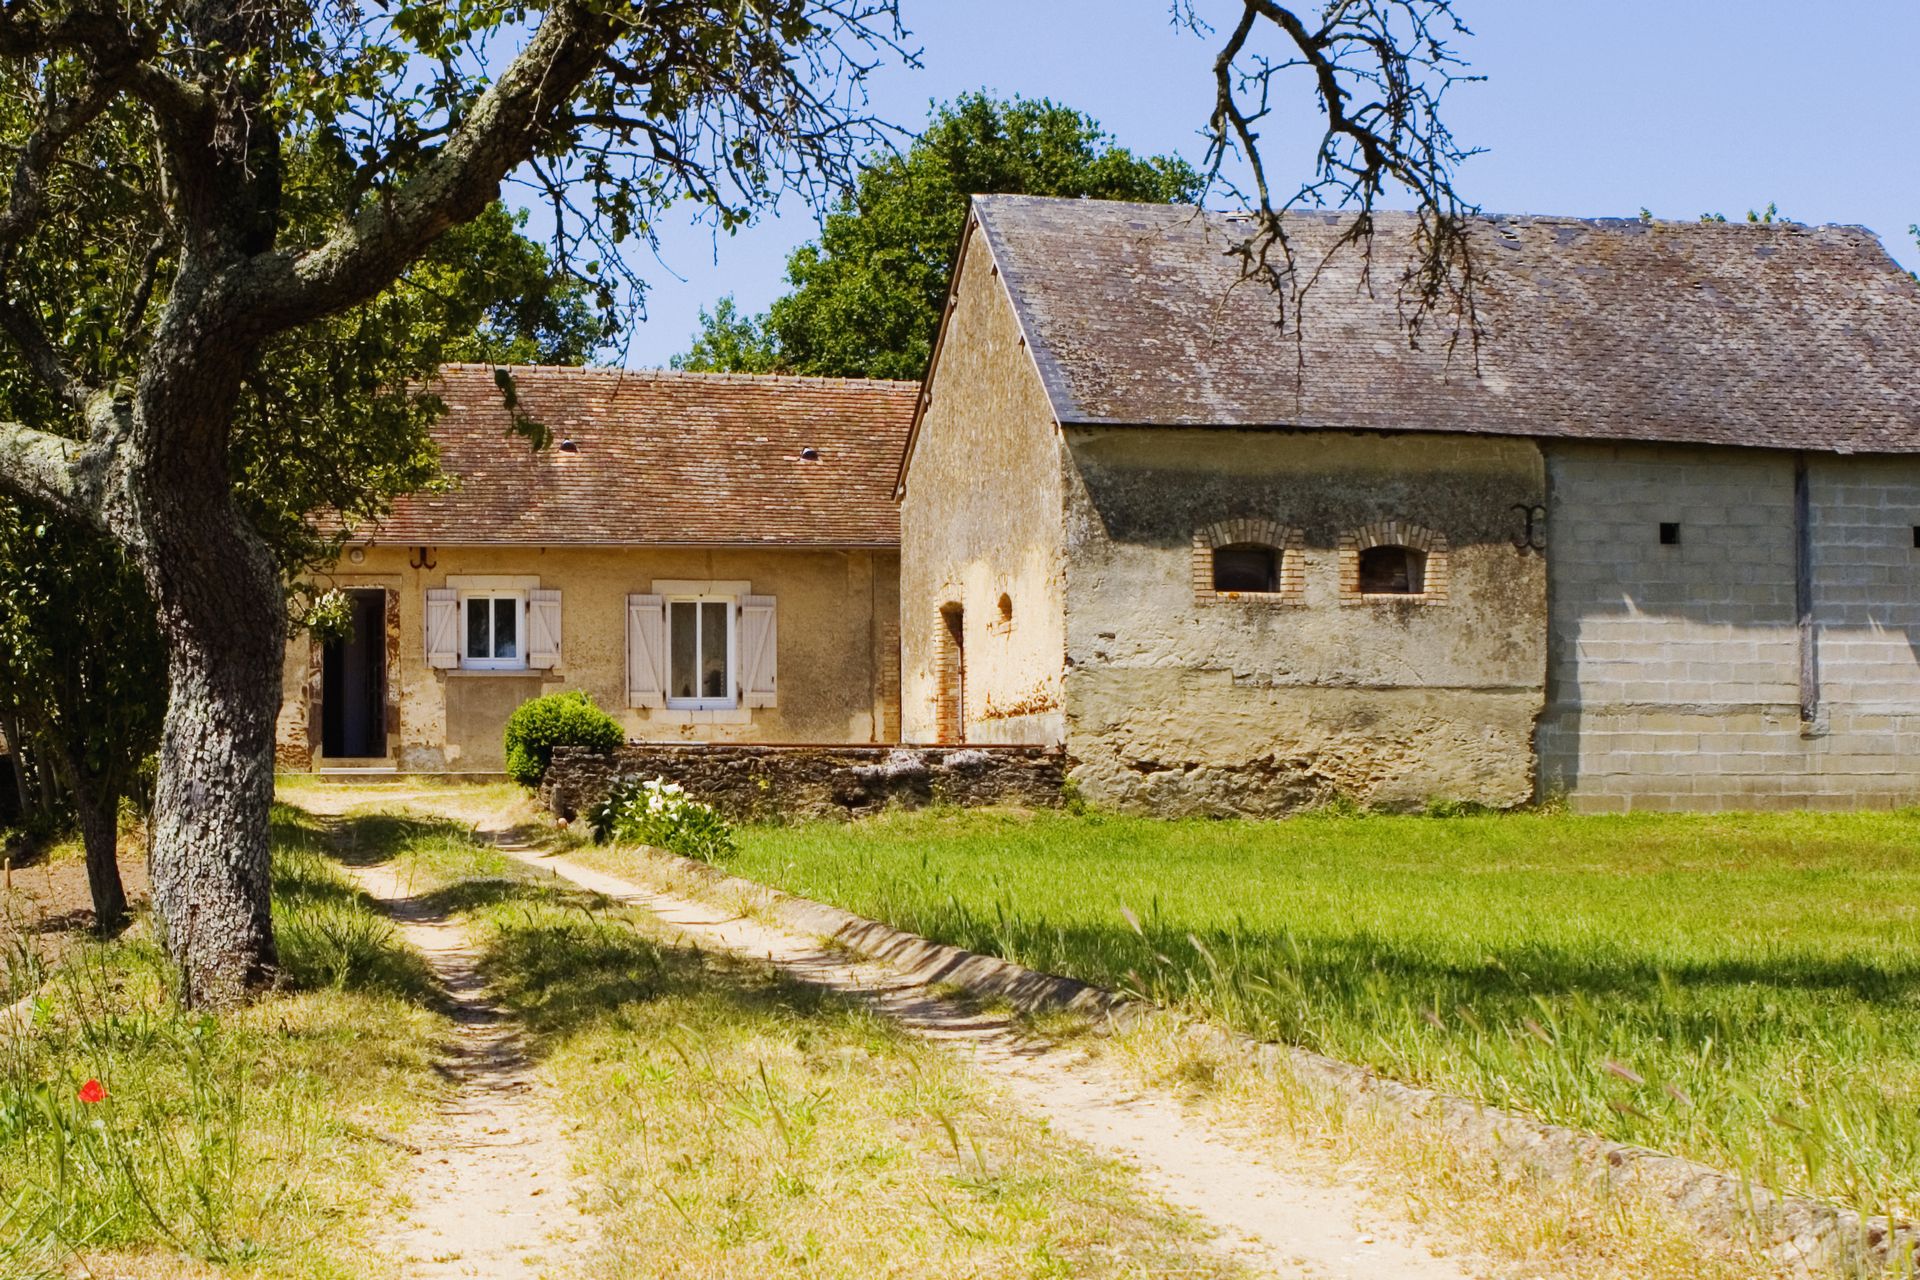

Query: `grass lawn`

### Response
(725, 806, 1920, 1221)
(338, 805, 1247, 1279)
(0, 805, 446, 1280)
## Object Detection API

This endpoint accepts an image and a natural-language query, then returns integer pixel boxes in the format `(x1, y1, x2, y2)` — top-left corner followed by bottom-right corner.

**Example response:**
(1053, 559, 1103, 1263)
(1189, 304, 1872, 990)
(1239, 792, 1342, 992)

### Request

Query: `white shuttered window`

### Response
(425, 589, 459, 669)
(527, 589, 562, 669)
(740, 595, 777, 707)
(626, 594, 666, 708)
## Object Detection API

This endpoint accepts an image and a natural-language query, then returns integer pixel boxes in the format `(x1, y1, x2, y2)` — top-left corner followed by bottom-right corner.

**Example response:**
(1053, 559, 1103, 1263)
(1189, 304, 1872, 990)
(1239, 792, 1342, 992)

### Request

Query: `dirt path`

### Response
(482, 828, 1485, 1279)
(336, 853, 590, 1278)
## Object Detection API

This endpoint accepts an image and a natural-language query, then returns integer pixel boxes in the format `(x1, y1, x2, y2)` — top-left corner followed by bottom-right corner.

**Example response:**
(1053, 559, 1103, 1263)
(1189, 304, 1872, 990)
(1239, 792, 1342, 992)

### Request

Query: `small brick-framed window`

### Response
(1193, 519, 1305, 604)
(1339, 521, 1450, 604)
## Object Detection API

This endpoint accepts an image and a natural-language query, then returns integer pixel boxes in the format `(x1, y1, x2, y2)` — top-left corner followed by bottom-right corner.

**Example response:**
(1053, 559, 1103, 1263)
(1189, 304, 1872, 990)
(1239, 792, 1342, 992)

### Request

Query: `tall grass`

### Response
(728, 806, 1920, 1221)
(0, 804, 445, 1280)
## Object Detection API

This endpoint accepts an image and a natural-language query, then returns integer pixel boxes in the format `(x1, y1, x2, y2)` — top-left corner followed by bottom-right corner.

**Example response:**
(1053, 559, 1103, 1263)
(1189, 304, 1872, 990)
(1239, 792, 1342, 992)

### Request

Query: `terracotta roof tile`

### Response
(973, 196, 1920, 454)
(360, 365, 917, 546)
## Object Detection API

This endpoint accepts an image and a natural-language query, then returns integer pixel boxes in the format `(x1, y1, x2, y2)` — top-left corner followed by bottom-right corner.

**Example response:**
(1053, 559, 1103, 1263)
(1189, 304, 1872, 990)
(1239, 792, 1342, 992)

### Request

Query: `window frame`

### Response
(459, 590, 527, 670)
(1211, 542, 1282, 595)
(664, 594, 738, 710)
(1356, 544, 1428, 596)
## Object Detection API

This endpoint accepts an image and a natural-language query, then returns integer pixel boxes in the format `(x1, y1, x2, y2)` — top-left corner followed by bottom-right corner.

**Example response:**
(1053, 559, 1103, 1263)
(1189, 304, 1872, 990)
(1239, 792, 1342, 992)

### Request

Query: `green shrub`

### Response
(502, 690, 623, 788)
(588, 776, 737, 864)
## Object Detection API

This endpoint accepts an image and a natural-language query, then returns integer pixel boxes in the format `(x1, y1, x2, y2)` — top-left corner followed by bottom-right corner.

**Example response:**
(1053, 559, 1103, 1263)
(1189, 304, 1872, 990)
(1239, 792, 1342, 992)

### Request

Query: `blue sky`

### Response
(596, 1, 1920, 368)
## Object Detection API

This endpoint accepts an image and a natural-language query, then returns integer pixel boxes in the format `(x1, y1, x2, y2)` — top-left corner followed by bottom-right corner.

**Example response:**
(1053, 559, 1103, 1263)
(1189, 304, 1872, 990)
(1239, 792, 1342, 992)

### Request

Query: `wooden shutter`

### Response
(626, 594, 666, 708)
(740, 594, 777, 708)
(425, 588, 459, 669)
(528, 588, 562, 670)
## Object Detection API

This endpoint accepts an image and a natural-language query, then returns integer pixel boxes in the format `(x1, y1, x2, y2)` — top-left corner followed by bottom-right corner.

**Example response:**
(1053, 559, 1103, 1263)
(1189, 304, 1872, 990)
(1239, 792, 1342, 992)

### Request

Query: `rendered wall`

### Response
(1538, 443, 1920, 810)
(899, 222, 1069, 746)
(276, 544, 901, 772)
(1060, 428, 1549, 815)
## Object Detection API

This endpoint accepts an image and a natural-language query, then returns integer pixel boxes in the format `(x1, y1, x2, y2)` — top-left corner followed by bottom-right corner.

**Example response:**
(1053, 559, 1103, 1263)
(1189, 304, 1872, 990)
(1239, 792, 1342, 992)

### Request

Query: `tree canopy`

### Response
(676, 93, 1201, 381)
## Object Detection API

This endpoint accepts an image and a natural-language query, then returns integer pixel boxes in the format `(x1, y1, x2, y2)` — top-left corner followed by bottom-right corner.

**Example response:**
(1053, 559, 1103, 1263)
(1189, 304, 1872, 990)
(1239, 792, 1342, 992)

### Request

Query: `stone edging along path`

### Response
(628, 846, 1916, 1280)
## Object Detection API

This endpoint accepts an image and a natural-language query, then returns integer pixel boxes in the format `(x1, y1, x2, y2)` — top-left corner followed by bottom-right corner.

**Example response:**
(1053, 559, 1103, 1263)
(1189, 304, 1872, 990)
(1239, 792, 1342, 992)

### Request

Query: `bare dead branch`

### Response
(1188, 0, 1482, 356)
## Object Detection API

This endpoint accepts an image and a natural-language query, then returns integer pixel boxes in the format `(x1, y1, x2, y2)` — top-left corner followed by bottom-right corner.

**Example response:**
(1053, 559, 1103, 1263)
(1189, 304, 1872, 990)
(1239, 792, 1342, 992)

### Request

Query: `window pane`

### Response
(466, 597, 489, 658)
(669, 601, 697, 700)
(1358, 546, 1426, 594)
(1213, 544, 1279, 593)
(493, 597, 518, 659)
(701, 601, 729, 699)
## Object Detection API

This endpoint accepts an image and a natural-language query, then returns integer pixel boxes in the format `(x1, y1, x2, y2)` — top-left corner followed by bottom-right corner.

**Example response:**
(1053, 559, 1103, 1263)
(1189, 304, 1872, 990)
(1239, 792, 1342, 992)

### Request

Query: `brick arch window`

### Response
(1339, 521, 1450, 604)
(1192, 518, 1305, 604)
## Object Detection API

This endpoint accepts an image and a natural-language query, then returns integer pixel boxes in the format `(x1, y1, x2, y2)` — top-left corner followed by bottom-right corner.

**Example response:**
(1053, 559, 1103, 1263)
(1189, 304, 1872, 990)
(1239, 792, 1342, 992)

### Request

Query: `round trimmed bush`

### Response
(503, 690, 623, 788)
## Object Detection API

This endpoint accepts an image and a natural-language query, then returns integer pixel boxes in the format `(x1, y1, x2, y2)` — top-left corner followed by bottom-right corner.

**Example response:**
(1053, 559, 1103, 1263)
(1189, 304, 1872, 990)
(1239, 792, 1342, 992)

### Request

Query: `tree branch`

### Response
(0, 418, 89, 516)
(235, 0, 614, 331)
(1191, 0, 1481, 351)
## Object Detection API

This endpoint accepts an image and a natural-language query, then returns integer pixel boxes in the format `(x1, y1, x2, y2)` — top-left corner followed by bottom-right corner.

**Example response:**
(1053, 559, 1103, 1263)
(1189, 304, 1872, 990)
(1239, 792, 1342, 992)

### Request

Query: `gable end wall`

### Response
(899, 222, 1069, 744)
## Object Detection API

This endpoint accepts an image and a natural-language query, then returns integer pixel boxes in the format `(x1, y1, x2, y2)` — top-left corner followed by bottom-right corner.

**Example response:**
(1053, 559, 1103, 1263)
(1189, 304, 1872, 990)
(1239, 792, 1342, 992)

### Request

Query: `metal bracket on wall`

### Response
(1511, 504, 1548, 552)
(409, 545, 437, 570)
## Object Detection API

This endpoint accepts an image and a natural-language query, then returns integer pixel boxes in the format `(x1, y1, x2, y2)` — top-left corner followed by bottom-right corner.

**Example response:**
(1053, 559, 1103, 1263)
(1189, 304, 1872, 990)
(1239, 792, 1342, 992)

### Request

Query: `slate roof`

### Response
(968, 195, 1920, 454)
(358, 365, 918, 546)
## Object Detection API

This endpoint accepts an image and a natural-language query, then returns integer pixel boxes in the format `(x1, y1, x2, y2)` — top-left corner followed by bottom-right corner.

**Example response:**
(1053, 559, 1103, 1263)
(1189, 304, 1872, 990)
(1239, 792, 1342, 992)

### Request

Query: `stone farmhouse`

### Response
(275, 365, 915, 774)
(898, 196, 1920, 814)
(278, 195, 1920, 814)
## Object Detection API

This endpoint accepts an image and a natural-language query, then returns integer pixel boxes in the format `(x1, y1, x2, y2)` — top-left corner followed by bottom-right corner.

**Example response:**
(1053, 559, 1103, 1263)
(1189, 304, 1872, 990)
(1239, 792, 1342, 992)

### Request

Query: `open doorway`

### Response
(936, 604, 965, 744)
(321, 588, 388, 759)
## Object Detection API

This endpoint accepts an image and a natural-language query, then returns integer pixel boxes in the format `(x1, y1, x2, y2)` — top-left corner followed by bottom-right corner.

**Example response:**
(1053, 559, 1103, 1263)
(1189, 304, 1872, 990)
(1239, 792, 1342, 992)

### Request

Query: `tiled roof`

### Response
(358, 365, 918, 546)
(971, 195, 1920, 453)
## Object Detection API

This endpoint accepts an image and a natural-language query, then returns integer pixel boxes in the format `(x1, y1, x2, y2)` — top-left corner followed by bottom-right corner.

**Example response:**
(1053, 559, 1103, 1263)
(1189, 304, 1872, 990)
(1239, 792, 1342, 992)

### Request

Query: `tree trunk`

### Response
(116, 309, 286, 1008)
(68, 768, 128, 935)
(145, 563, 283, 1005)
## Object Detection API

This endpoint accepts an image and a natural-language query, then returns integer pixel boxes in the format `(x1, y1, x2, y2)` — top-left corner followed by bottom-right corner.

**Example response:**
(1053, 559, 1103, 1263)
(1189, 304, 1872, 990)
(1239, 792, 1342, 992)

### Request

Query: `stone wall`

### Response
(898, 218, 1070, 747)
(1059, 427, 1550, 815)
(542, 743, 1067, 823)
(1538, 443, 1920, 810)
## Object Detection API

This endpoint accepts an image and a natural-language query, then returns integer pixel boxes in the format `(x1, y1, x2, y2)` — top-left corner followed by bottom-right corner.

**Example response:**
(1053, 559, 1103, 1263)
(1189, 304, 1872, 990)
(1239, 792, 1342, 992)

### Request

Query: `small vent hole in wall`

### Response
(1912, 525, 1920, 549)
(1659, 522, 1681, 546)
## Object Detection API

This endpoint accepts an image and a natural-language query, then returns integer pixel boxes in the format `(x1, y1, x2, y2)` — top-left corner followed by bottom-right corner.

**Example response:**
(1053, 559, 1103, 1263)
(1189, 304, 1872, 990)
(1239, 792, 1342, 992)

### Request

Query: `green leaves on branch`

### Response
(676, 93, 1201, 381)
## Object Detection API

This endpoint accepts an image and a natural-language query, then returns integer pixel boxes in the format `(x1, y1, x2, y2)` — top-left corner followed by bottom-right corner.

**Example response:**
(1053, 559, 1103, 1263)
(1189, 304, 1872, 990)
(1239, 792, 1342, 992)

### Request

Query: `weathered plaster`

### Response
(278, 544, 901, 773)
(1061, 428, 1549, 813)
(899, 220, 1068, 746)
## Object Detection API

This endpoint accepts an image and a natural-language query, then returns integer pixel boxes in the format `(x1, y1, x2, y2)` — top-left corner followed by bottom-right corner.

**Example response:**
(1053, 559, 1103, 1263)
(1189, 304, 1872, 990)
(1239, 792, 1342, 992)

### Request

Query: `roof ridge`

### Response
(434, 362, 922, 390)
(969, 194, 1881, 240)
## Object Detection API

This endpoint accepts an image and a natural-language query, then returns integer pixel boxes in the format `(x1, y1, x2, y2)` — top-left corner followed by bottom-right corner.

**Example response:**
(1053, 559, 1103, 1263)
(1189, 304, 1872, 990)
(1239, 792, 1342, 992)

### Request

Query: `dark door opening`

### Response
(937, 605, 965, 744)
(322, 589, 388, 759)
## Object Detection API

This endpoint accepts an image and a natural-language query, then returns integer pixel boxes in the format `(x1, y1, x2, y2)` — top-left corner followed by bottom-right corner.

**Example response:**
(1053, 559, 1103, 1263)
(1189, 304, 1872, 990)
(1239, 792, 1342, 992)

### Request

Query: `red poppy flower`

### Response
(77, 1079, 106, 1104)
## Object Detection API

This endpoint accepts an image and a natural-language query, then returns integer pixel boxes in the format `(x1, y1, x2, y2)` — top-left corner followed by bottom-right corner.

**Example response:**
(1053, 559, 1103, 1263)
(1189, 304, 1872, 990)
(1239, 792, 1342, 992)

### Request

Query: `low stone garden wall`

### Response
(541, 743, 1067, 823)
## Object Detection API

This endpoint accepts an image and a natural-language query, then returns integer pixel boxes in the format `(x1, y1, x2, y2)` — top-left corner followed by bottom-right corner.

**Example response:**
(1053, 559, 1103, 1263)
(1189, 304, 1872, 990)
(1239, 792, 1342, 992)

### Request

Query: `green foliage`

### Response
(502, 691, 624, 788)
(0, 503, 165, 812)
(678, 94, 1201, 380)
(589, 776, 737, 863)
(728, 807, 1920, 1218)
(1699, 202, 1785, 224)
(672, 297, 783, 374)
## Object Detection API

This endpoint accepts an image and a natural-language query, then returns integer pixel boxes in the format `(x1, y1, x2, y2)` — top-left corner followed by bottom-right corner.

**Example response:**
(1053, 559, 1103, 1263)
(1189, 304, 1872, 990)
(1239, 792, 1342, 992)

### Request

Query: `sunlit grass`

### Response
(0, 804, 447, 1280)
(722, 806, 1920, 1222)
(332, 804, 1247, 1279)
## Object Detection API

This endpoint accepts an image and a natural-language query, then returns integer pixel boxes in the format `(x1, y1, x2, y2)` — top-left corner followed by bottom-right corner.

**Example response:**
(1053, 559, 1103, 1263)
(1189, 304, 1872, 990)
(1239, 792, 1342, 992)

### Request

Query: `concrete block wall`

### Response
(1539, 443, 1920, 810)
